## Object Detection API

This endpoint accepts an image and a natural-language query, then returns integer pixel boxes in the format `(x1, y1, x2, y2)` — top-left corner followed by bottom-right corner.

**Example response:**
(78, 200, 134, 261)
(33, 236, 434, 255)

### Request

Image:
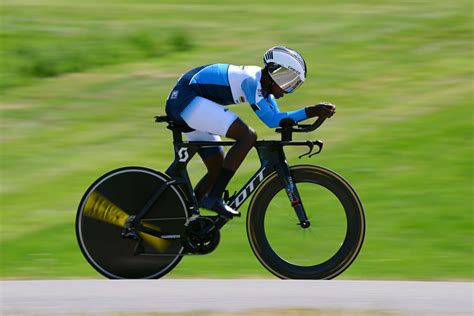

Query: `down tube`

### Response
(228, 167, 273, 210)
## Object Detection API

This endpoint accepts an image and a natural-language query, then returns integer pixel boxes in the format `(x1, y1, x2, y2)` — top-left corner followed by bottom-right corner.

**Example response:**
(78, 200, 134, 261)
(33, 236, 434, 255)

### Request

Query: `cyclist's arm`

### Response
(253, 95, 307, 128)
(241, 78, 307, 128)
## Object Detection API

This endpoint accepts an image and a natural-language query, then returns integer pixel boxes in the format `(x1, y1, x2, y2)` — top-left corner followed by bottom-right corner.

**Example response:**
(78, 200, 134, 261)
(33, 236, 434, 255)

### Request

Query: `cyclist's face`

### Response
(271, 81, 285, 99)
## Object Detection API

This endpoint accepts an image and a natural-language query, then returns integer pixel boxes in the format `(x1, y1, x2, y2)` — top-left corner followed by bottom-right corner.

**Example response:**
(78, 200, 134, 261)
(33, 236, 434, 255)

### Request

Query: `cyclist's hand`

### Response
(305, 102, 336, 119)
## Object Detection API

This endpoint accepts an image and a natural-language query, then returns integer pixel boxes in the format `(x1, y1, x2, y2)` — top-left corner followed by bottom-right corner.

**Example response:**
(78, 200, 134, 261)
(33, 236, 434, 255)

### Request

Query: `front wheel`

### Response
(247, 165, 365, 279)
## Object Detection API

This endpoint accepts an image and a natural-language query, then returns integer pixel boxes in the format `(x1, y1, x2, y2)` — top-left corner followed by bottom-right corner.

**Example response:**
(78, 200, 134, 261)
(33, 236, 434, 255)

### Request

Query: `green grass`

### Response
(0, 0, 472, 280)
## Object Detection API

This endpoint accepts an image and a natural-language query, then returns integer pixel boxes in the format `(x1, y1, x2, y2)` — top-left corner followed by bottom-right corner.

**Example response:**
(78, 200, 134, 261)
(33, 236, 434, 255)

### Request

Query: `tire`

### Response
(76, 166, 189, 279)
(247, 165, 365, 279)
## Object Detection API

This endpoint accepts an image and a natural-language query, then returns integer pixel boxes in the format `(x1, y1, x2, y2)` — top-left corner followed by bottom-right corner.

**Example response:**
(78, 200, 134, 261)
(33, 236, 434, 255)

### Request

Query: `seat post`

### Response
(168, 123, 183, 143)
(155, 115, 184, 143)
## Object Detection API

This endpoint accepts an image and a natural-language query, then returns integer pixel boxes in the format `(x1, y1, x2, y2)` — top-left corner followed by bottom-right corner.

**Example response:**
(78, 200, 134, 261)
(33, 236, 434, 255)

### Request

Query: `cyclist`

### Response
(165, 46, 336, 217)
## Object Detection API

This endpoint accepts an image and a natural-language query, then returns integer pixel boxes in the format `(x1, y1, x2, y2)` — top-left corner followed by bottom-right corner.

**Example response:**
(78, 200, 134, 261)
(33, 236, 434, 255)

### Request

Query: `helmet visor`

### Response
(268, 66, 303, 93)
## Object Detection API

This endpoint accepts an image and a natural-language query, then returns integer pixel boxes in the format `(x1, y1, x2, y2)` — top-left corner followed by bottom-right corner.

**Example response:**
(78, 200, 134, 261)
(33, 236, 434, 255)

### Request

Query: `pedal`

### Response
(218, 209, 241, 218)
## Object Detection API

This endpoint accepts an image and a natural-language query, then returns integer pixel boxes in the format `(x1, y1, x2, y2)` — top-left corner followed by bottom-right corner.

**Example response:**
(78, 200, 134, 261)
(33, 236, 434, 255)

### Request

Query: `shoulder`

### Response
(228, 65, 262, 80)
(189, 64, 229, 85)
(243, 65, 262, 77)
(235, 66, 264, 104)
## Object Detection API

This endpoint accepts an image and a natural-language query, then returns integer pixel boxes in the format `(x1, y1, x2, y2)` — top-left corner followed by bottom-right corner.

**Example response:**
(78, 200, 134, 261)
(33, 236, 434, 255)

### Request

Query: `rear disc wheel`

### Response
(76, 166, 189, 279)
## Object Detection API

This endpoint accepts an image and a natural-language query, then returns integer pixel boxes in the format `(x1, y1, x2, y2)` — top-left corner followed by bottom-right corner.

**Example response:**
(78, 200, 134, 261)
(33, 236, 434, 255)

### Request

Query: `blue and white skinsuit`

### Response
(166, 64, 308, 158)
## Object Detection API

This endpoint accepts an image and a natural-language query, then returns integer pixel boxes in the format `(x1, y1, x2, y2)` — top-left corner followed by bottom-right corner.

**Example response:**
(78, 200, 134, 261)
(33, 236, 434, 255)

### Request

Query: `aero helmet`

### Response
(263, 46, 307, 93)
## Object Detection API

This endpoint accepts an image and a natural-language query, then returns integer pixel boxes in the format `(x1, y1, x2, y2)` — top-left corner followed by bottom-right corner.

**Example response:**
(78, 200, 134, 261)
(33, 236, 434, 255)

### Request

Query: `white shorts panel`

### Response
(184, 130, 222, 142)
(181, 96, 238, 137)
(184, 130, 224, 158)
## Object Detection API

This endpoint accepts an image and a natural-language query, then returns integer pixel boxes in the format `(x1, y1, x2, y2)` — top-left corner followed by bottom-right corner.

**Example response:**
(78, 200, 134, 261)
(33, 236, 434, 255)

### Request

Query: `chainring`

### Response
(183, 216, 220, 254)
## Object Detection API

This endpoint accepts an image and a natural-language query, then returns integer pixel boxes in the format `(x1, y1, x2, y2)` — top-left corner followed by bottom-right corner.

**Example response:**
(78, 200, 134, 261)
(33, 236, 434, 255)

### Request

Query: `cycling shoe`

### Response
(200, 195, 241, 218)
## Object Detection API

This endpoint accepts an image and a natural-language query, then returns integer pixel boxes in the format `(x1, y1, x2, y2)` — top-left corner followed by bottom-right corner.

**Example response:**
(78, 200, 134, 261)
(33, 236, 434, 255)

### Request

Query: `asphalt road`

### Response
(1, 279, 472, 315)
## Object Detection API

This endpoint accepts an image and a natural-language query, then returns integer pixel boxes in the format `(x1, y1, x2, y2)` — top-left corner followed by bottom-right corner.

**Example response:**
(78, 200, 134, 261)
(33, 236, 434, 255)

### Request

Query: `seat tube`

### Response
(275, 150, 311, 228)
(163, 130, 201, 215)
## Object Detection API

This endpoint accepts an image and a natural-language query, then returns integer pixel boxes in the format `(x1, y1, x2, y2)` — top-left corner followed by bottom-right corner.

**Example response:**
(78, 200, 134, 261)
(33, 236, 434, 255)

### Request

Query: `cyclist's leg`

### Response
(166, 86, 227, 202)
(222, 118, 257, 171)
(184, 130, 225, 202)
(204, 118, 256, 195)
(181, 96, 256, 215)
(197, 152, 224, 201)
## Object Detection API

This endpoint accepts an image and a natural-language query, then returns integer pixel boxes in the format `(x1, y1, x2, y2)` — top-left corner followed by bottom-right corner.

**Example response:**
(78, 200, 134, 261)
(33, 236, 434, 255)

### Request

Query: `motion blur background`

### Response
(0, 0, 472, 279)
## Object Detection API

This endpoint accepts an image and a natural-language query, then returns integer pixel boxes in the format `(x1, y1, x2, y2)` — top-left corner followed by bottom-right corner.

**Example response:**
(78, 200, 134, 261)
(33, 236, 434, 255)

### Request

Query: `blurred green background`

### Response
(0, 0, 472, 279)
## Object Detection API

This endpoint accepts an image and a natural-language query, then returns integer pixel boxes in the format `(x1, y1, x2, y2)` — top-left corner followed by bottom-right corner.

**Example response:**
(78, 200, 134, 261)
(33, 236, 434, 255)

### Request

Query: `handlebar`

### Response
(276, 117, 326, 133)
(275, 117, 326, 141)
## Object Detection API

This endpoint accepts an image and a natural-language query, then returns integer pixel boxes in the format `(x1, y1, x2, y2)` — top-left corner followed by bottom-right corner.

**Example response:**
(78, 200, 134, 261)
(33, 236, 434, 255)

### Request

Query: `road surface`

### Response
(1, 279, 472, 315)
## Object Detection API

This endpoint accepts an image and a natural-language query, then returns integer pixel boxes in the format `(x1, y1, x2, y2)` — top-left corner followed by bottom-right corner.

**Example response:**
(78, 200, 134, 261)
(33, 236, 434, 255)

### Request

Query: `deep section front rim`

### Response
(246, 165, 365, 279)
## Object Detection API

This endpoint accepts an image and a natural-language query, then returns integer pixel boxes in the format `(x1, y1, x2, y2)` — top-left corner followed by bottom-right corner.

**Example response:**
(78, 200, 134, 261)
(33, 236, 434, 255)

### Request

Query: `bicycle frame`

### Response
(168, 140, 316, 210)
(127, 124, 323, 236)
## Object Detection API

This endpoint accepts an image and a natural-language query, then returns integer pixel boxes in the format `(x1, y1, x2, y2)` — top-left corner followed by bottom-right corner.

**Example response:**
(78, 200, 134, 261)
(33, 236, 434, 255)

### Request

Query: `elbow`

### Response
(257, 112, 280, 128)
(267, 116, 290, 128)
(261, 118, 279, 128)
(268, 122, 279, 128)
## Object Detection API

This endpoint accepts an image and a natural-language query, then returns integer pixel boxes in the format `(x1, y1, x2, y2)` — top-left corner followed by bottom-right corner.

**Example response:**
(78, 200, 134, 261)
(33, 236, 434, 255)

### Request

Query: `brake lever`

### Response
(309, 140, 324, 158)
(298, 141, 315, 159)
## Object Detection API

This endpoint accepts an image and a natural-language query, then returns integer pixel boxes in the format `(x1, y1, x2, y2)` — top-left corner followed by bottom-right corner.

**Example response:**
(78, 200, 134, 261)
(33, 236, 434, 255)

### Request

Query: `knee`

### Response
(227, 119, 257, 148)
(241, 127, 257, 149)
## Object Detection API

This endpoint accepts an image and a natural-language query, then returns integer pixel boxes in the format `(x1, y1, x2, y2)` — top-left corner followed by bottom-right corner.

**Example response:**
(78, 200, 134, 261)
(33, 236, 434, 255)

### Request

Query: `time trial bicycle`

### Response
(76, 115, 365, 279)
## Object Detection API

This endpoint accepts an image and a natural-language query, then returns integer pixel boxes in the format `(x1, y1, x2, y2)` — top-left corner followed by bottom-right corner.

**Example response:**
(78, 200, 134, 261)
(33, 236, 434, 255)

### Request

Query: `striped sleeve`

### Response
(254, 96, 307, 128)
(242, 77, 307, 128)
